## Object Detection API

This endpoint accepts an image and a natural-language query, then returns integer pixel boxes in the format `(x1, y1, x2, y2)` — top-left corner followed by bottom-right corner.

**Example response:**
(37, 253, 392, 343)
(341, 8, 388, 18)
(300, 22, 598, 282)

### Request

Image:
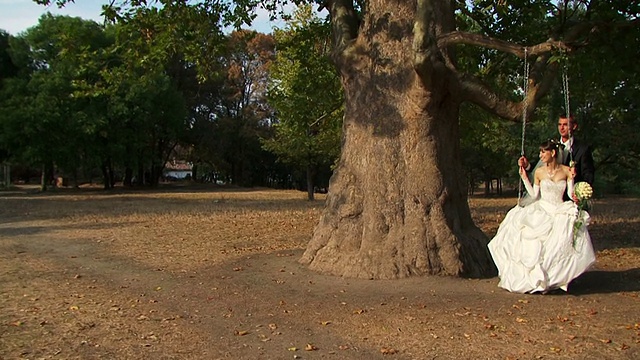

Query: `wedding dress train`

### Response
(488, 179, 596, 293)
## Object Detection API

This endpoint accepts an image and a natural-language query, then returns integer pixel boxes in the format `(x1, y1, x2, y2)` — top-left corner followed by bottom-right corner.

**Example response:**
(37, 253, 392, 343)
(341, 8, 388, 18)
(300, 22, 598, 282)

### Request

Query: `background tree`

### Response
(0, 30, 21, 164)
(265, 5, 343, 200)
(0, 15, 111, 190)
(211, 30, 276, 186)
(562, 21, 640, 195)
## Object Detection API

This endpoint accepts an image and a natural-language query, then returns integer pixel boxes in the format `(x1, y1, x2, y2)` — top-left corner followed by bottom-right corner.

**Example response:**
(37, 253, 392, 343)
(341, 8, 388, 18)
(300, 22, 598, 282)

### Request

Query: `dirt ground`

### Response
(1, 184, 639, 360)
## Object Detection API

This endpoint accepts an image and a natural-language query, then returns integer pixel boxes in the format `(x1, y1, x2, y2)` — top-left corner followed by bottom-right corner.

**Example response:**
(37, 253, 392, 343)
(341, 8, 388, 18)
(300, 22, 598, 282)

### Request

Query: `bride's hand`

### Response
(519, 166, 527, 179)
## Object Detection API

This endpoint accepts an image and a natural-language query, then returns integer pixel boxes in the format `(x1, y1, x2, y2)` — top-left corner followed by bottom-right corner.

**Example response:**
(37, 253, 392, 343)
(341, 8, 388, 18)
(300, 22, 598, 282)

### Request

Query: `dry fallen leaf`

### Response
(321, 321, 331, 326)
(304, 344, 318, 351)
(234, 330, 249, 336)
(287, 347, 297, 351)
(380, 347, 397, 355)
(600, 339, 612, 344)
(516, 317, 528, 323)
(268, 323, 277, 330)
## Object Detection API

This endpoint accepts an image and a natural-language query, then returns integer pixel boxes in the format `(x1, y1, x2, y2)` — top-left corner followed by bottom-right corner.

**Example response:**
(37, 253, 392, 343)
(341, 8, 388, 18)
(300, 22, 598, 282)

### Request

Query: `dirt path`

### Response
(1, 187, 639, 359)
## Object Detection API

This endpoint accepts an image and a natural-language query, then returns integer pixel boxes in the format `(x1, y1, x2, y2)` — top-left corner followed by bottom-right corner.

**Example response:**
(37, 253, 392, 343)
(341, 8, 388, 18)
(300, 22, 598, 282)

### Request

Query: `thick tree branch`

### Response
(413, 0, 432, 66)
(458, 74, 521, 121)
(449, 14, 640, 122)
(439, 18, 640, 60)
(438, 32, 570, 58)
(326, 0, 359, 58)
(414, 0, 454, 87)
(458, 51, 560, 124)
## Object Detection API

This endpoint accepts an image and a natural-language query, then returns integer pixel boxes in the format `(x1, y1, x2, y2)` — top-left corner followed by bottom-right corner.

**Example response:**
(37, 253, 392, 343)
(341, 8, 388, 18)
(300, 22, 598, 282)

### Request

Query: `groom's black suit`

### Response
(563, 137, 595, 186)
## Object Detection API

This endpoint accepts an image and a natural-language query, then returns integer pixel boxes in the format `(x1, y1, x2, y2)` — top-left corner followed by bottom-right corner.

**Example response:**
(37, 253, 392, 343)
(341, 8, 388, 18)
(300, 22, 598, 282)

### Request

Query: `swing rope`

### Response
(517, 47, 530, 206)
(562, 66, 571, 120)
(562, 62, 574, 165)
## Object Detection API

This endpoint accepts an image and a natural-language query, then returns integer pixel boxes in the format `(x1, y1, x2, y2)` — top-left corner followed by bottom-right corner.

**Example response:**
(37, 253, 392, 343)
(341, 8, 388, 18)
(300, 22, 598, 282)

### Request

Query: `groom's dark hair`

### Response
(559, 113, 578, 127)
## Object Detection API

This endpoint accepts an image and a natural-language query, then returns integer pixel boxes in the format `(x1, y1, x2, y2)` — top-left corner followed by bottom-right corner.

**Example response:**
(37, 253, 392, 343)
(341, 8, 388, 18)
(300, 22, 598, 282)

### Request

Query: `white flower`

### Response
(574, 182, 593, 200)
(572, 182, 593, 248)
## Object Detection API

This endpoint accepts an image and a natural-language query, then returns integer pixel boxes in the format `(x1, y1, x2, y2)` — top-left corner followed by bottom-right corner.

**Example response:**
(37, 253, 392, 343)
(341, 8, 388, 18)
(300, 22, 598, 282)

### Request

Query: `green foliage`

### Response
(8, 0, 638, 195)
(565, 22, 640, 195)
(456, 1, 640, 195)
(0, 13, 193, 187)
(264, 5, 343, 185)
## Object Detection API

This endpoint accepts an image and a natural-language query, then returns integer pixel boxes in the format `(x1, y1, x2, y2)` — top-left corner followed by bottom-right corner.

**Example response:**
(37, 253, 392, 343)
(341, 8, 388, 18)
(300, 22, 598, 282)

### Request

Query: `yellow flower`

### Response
(574, 182, 593, 200)
(572, 182, 593, 248)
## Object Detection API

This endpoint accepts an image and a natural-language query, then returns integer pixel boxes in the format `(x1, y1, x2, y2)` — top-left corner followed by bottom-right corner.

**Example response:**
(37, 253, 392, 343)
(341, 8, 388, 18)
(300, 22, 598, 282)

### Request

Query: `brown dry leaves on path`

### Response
(1, 185, 639, 359)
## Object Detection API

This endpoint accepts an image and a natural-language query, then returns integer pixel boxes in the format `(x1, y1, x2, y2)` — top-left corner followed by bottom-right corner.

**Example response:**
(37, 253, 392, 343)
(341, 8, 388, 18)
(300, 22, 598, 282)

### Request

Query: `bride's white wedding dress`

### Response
(488, 179, 596, 293)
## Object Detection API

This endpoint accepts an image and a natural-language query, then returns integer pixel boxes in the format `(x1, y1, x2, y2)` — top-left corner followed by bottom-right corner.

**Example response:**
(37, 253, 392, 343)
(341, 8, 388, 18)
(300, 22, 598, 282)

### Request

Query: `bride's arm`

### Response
(520, 166, 539, 199)
(567, 178, 574, 199)
(566, 166, 575, 200)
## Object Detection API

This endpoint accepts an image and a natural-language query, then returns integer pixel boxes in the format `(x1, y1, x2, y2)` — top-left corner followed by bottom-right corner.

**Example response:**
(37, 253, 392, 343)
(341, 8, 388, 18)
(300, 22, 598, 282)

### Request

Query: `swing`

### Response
(562, 63, 574, 166)
(517, 48, 530, 206)
(517, 52, 573, 206)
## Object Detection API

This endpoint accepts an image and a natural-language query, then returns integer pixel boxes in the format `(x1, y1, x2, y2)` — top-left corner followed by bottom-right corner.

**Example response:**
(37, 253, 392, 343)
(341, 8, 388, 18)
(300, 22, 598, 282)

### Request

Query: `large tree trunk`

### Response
(300, 1, 495, 279)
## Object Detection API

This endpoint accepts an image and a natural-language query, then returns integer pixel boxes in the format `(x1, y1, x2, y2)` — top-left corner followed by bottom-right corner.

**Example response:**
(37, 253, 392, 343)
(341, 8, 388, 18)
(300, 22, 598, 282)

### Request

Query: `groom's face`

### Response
(558, 118, 571, 139)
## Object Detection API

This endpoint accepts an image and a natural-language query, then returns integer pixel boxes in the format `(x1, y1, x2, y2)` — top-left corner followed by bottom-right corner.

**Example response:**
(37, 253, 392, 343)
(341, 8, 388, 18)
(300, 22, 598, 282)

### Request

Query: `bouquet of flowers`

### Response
(573, 181, 593, 247)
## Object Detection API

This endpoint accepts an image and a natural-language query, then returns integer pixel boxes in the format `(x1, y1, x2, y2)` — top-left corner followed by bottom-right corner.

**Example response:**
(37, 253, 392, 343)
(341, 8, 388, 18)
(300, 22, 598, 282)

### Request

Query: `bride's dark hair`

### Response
(540, 139, 564, 159)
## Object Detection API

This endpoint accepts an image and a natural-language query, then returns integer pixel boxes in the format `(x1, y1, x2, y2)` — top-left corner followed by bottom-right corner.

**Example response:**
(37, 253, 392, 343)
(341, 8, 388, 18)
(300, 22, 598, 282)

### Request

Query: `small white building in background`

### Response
(164, 160, 192, 180)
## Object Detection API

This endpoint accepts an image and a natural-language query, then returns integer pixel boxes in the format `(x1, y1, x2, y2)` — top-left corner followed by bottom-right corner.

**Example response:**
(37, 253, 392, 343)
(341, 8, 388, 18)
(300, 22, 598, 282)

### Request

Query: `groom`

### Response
(519, 115, 595, 197)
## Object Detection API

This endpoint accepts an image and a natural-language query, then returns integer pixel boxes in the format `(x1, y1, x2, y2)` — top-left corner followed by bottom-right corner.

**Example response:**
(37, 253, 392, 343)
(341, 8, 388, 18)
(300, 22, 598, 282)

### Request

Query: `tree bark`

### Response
(300, 0, 495, 279)
(123, 167, 133, 187)
(306, 164, 315, 201)
(101, 158, 113, 190)
(40, 163, 47, 192)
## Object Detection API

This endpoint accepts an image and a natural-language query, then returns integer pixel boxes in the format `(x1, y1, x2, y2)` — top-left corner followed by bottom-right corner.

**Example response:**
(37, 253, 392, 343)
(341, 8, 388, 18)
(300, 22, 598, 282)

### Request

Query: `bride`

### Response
(488, 140, 596, 294)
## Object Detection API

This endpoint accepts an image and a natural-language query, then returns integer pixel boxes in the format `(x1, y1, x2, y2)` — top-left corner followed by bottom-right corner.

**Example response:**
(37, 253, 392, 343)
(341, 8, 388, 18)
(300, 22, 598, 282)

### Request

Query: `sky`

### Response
(0, 0, 286, 36)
